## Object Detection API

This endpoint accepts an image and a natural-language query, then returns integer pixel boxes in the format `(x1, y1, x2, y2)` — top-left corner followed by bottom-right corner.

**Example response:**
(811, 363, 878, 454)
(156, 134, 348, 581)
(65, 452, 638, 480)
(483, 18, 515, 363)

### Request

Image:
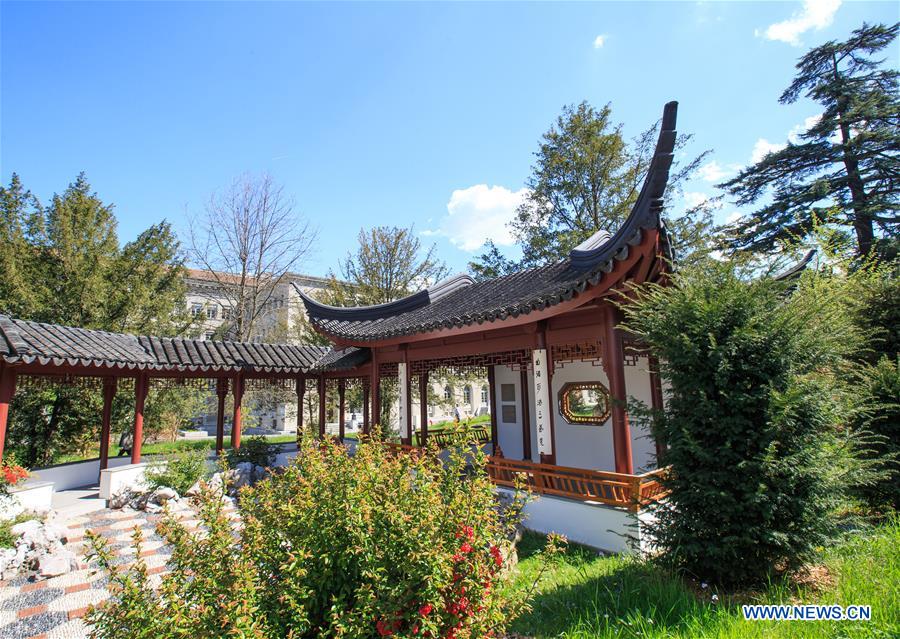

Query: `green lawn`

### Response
(508, 518, 899, 638)
(53, 434, 297, 465)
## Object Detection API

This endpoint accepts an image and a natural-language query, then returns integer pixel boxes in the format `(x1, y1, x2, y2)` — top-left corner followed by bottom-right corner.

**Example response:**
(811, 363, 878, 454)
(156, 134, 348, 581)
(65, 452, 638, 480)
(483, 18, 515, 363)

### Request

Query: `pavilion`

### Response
(0, 101, 680, 550)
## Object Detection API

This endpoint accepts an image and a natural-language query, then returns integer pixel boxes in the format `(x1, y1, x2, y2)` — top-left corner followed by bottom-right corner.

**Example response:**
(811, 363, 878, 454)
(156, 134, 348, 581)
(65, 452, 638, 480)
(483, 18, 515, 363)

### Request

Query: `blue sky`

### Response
(2, 1, 897, 276)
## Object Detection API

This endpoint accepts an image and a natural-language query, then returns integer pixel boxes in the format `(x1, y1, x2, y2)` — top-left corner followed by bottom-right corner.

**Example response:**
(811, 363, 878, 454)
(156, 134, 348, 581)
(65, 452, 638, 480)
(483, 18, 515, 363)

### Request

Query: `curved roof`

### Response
(300, 101, 679, 343)
(0, 315, 361, 375)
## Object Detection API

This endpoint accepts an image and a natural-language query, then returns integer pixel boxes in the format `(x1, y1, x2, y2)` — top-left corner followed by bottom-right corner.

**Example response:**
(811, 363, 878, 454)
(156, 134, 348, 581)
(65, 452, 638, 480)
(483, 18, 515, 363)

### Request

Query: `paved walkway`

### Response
(0, 494, 231, 639)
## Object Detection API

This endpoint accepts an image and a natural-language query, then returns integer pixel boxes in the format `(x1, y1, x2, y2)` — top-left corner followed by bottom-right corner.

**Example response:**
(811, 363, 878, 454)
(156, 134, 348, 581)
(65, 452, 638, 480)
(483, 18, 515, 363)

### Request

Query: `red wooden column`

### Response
(99, 377, 117, 472)
(603, 305, 634, 475)
(131, 372, 149, 464)
(370, 351, 381, 434)
(295, 376, 306, 442)
(0, 365, 18, 464)
(487, 365, 499, 455)
(418, 371, 429, 447)
(230, 373, 244, 450)
(317, 375, 326, 438)
(215, 378, 229, 455)
(338, 378, 346, 442)
(362, 380, 370, 435)
(648, 355, 666, 464)
(519, 368, 532, 462)
(401, 359, 412, 446)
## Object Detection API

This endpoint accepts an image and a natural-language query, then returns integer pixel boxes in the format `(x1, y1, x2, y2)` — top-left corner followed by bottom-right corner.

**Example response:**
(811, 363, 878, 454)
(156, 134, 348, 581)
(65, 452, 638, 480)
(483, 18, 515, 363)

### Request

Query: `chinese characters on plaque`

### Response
(531, 349, 553, 456)
(398, 362, 409, 439)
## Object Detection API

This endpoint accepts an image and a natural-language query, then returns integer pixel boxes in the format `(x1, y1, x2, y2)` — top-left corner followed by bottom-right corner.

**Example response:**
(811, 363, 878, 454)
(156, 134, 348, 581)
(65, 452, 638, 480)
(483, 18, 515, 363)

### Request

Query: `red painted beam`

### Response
(99, 377, 117, 472)
(0, 365, 17, 464)
(602, 305, 634, 474)
(231, 374, 244, 450)
(131, 373, 148, 464)
(215, 378, 229, 455)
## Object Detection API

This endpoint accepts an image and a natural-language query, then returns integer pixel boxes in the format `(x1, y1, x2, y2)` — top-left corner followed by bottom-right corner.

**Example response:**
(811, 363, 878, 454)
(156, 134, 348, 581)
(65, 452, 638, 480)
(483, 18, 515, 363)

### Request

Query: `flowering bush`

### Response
(0, 461, 29, 495)
(86, 436, 556, 638)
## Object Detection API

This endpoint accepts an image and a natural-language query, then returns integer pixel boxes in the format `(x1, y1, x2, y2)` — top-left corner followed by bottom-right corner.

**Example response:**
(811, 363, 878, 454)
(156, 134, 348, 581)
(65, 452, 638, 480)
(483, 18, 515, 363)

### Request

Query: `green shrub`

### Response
(226, 435, 278, 468)
(145, 449, 207, 495)
(86, 437, 549, 638)
(622, 263, 872, 586)
(851, 356, 900, 510)
(0, 512, 33, 548)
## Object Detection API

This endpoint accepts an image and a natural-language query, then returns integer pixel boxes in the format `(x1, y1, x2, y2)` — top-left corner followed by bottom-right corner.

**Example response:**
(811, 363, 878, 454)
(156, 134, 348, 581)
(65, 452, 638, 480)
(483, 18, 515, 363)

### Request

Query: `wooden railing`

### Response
(418, 426, 490, 447)
(486, 457, 668, 512)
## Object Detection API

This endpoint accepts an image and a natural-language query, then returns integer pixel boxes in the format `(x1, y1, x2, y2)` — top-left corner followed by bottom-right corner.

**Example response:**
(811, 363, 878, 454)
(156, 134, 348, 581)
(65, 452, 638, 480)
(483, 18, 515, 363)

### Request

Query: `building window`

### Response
(206, 305, 218, 320)
(443, 385, 452, 401)
(463, 385, 472, 404)
(190, 303, 203, 317)
(480, 385, 488, 404)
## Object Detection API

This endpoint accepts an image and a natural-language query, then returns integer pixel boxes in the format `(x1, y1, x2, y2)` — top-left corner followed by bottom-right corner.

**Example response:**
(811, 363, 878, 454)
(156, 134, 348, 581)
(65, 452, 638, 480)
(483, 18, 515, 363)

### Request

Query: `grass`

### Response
(508, 517, 900, 638)
(341, 414, 491, 443)
(52, 434, 297, 465)
(0, 512, 35, 548)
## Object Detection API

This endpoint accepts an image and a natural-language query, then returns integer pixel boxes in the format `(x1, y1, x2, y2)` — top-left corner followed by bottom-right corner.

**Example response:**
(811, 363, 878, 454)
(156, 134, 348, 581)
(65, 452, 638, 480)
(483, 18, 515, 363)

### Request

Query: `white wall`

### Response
(499, 488, 642, 554)
(493, 359, 658, 472)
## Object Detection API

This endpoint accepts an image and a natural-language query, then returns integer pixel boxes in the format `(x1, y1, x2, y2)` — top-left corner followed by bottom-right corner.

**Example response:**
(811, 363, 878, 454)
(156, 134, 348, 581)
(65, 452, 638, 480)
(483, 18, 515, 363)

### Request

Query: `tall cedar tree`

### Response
(0, 173, 193, 465)
(469, 102, 711, 279)
(721, 23, 900, 258)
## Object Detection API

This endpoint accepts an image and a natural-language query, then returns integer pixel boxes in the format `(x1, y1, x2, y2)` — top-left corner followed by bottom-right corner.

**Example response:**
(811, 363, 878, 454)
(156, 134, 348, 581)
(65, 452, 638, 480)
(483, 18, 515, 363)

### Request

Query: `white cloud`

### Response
(788, 113, 823, 143)
(751, 138, 787, 163)
(426, 184, 528, 252)
(697, 160, 730, 183)
(684, 191, 711, 209)
(725, 211, 743, 224)
(593, 34, 607, 48)
(759, 0, 841, 46)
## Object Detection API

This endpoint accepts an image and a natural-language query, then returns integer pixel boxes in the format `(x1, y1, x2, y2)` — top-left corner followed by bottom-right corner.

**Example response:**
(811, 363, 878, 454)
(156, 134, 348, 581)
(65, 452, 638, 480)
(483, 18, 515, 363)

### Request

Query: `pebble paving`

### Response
(0, 499, 236, 639)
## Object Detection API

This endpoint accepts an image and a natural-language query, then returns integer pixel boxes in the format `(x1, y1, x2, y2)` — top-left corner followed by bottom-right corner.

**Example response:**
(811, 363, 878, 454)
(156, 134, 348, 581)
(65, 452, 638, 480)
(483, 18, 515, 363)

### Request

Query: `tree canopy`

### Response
(721, 22, 900, 258)
(469, 101, 711, 279)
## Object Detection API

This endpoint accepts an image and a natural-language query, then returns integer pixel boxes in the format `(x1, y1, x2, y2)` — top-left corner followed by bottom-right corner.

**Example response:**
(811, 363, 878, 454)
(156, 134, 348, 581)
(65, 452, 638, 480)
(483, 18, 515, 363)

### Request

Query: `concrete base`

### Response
(0, 481, 55, 520)
(497, 487, 643, 554)
(99, 462, 152, 500)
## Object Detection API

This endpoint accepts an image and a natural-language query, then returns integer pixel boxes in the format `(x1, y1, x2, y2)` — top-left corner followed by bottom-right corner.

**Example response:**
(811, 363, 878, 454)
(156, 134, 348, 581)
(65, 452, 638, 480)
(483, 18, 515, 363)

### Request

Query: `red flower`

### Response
(459, 542, 473, 554)
(455, 525, 474, 540)
(376, 619, 394, 636)
(419, 604, 433, 616)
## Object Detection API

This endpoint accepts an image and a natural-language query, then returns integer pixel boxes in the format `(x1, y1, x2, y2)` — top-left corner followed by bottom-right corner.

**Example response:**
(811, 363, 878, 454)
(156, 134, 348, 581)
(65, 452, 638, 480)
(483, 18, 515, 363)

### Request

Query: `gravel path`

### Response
(0, 500, 233, 639)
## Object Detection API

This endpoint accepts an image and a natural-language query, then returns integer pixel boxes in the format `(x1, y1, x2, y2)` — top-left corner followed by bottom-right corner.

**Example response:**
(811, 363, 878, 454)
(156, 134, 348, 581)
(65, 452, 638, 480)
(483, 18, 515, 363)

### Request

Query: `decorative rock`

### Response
(148, 487, 178, 505)
(108, 489, 135, 510)
(11, 519, 42, 538)
(38, 548, 77, 577)
(0, 547, 17, 575)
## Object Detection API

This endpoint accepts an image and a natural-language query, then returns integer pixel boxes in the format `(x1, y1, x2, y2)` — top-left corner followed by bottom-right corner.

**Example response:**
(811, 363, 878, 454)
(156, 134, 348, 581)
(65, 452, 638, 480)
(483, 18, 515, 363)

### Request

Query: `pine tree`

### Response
(721, 23, 900, 258)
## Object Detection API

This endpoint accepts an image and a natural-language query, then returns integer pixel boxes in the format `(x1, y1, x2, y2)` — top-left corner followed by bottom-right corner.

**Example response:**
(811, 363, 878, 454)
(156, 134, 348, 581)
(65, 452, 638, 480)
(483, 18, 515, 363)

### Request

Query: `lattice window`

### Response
(409, 350, 531, 376)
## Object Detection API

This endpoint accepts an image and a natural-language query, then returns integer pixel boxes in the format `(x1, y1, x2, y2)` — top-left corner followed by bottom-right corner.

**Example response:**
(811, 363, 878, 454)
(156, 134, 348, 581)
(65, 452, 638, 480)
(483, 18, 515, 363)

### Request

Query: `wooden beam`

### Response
(295, 376, 305, 443)
(0, 365, 17, 464)
(602, 305, 633, 474)
(99, 377, 117, 472)
(318, 375, 326, 438)
(338, 378, 346, 442)
(648, 355, 666, 465)
(362, 381, 370, 434)
(215, 378, 229, 455)
(371, 351, 381, 434)
(419, 372, 429, 447)
(231, 373, 244, 450)
(131, 372, 149, 464)
(520, 368, 532, 462)
(487, 365, 499, 455)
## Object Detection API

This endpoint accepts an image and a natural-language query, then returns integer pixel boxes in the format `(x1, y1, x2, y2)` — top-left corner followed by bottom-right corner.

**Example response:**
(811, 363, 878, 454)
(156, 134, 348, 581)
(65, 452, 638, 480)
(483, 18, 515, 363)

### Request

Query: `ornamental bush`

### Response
(226, 434, 278, 468)
(144, 449, 207, 495)
(87, 437, 545, 638)
(622, 262, 874, 586)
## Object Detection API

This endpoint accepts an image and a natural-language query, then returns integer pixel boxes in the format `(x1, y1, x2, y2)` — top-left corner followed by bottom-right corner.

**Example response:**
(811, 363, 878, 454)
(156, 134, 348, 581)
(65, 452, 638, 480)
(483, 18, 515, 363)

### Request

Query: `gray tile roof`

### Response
(0, 315, 364, 375)
(300, 101, 679, 343)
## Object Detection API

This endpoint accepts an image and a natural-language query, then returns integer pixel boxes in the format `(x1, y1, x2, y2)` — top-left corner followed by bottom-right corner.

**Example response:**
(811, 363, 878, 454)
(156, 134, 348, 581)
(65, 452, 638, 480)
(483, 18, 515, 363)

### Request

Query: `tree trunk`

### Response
(832, 54, 874, 256)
